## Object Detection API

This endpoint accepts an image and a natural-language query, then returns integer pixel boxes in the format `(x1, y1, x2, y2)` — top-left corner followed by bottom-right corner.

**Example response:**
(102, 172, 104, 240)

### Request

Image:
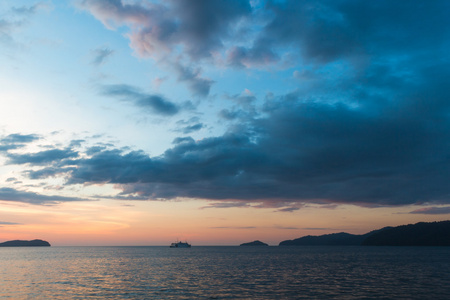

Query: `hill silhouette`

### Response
(240, 240, 268, 246)
(279, 229, 388, 246)
(279, 221, 450, 246)
(362, 221, 450, 246)
(0, 239, 51, 247)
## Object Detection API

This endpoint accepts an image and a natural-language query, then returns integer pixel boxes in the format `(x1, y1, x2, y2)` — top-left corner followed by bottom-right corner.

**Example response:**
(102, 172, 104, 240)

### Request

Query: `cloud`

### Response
(0, 187, 89, 205)
(6, 148, 78, 165)
(10, 58, 450, 208)
(231, 0, 450, 68)
(201, 202, 251, 209)
(172, 62, 214, 97)
(26, 167, 77, 180)
(1, 133, 40, 144)
(0, 133, 40, 151)
(11, 2, 49, 16)
(101, 84, 179, 115)
(175, 117, 204, 134)
(210, 226, 256, 229)
(76, 0, 450, 74)
(91, 47, 114, 65)
(13, 68, 450, 207)
(226, 42, 278, 68)
(4, 1, 450, 210)
(219, 109, 245, 121)
(77, 0, 251, 96)
(178, 123, 204, 135)
(55, 81, 450, 206)
(276, 207, 300, 212)
(275, 226, 300, 230)
(409, 207, 450, 215)
(77, 0, 252, 60)
(1, 2, 49, 46)
(0, 221, 20, 225)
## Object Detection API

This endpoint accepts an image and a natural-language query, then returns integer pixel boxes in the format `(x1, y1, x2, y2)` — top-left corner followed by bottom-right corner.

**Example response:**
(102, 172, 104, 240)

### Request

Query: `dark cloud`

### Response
(23, 77, 450, 207)
(4, 1, 450, 210)
(91, 47, 114, 65)
(6, 148, 78, 165)
(276, 207, 300, 212)
(78, 0, 251, 96)
(230, 0, 450, 67)
(219, 109, 245, 121)
(1, 133, 40, 144)
(409, 207, 450, 215)
(101, 84, 179, 115)
(175, 117, 204, 134)
(172, 137, 195, 145)
(178, 123, 204, 135)
(227, 42, 278, 68)
(0, 133, 40, 151)
(26, 167, 77, 180)
(85, 145, 108, 155)
(0, 221, 20, 225)
(78, 0, 252, 59)
(172, 62, 214, 97)
(77, 0, 450, 72)
(69, 139, 85, 148)
(201, 202, 251, 209)
(11, 58, 450, 208)
(0, 187, 89, 205)
(169, 0, 252, 59)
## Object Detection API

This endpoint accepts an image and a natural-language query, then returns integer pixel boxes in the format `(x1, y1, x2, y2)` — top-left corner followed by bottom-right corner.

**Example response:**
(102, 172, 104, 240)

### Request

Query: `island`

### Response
(0, 239, 51, 247)
(362, 221, 450, 246)
(240, 240, 268, 246)
(279, 220, 450, 246)
(279, 232, 371, 246)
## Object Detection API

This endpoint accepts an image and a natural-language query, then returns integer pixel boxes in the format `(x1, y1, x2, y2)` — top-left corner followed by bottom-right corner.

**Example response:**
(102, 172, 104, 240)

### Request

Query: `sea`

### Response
(1, 246, 449, 299)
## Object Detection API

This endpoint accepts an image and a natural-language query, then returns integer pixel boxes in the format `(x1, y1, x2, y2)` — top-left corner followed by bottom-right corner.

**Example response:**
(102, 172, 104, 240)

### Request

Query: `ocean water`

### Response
(0, 246, 449, 299)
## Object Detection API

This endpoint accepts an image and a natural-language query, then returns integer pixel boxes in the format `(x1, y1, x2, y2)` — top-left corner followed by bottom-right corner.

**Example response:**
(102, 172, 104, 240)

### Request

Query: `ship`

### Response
(170, 241, 191, 248)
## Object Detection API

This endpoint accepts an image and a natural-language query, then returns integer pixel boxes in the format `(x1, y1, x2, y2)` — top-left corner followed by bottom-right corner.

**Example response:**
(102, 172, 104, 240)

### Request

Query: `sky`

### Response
(1, 0, 450, 246)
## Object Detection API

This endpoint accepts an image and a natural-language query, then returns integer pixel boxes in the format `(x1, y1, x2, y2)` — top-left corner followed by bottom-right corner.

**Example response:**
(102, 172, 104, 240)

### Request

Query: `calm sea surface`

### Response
(0, 246, 449, 299)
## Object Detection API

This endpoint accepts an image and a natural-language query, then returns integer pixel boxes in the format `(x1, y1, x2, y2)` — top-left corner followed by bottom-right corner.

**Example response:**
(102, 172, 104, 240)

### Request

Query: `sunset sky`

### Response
(1, 0, 450, 246)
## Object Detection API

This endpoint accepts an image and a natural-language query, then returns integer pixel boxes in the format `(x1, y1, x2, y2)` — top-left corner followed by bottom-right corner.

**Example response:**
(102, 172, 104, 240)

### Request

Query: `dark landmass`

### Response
(279, 229, 387, 246)
(280, 232, 368, 246)
(280, 220, 450, 246)
(362, 221, 450, 246)
(0, 239, 51, 247)
(240, 240, 269, 246)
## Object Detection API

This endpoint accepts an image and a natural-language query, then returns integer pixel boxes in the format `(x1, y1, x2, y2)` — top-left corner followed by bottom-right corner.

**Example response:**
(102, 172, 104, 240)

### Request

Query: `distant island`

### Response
(279, 231, 377, 246)
(279, 221, 450, 246)
(362, 221, 450, 246)
(240, 240, 269, 246)
(0, 239, 51, 247)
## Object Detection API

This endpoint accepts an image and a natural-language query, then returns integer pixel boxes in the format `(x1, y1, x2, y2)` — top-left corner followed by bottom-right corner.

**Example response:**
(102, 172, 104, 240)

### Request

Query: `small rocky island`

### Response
(0, 239, 51, 247)
(240, 240, 269, 246)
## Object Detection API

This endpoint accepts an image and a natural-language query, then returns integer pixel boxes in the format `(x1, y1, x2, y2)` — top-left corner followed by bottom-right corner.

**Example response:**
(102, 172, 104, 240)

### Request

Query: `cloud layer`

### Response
(0, 187, 88, 205)
(101, 84, 180, 115)
(2, 1, 450, 209)
(6, 78, 450, 207)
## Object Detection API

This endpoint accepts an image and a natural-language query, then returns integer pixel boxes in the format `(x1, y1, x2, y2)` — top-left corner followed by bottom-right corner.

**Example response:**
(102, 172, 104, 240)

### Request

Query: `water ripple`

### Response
(0, 246, 449, 299)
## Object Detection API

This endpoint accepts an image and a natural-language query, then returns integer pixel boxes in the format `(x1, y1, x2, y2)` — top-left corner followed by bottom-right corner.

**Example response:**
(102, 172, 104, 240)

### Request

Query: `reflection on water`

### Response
(1, 246, 449, 299)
